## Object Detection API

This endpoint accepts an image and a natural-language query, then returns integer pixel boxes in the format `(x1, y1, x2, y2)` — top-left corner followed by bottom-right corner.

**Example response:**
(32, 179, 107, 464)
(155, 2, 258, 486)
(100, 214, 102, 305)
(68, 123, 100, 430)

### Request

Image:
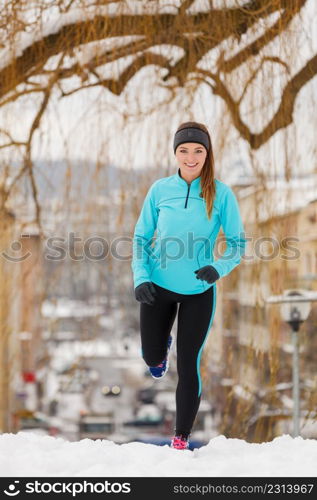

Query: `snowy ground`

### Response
(0, 432, 317, 477)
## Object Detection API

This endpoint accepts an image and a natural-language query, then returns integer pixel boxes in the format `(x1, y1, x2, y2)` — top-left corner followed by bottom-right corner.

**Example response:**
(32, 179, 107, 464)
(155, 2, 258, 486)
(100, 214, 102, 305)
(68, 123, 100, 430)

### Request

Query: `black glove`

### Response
(134, 281, 157, 305)
(194, 265, 220, 284)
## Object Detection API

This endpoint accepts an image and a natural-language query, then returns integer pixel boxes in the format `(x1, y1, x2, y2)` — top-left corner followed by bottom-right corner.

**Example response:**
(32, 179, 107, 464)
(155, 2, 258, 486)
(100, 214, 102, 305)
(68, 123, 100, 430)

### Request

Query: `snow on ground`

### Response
(0, 432, 317, 477)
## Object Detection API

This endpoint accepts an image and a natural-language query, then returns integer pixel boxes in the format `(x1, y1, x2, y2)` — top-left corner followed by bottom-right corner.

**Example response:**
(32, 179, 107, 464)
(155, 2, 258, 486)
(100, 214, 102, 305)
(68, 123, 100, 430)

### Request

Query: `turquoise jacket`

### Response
(131, 168, 246, 295)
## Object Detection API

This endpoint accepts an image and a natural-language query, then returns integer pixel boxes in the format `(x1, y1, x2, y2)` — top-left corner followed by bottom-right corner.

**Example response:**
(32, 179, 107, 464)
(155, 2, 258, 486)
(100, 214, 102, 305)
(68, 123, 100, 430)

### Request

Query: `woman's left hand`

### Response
(194, 265, 220, 284)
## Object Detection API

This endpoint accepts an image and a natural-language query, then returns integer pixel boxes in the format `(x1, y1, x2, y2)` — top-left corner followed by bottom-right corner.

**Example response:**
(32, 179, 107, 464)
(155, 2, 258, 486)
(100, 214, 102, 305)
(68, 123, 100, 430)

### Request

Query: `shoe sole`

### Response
(150, 336, 173, 380)
(170, 446, 190, 450)
(170, 441, 190, 450)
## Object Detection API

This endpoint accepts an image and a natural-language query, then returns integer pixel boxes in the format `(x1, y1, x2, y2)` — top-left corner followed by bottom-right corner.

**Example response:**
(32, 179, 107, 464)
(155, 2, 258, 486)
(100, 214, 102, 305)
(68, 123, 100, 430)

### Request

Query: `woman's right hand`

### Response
(134, 281, 157, 305)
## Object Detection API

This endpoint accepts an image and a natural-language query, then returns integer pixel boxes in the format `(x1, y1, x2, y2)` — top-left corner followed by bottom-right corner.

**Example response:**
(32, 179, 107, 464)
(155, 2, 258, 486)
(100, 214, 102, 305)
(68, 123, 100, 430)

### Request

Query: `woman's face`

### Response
(175, 142, 208, 177)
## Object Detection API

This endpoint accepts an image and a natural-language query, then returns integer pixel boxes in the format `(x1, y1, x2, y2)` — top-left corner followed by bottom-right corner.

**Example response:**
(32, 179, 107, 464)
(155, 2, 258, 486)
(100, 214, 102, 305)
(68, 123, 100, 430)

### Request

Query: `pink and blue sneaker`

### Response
(149, 335, 173, 379)
(170, 434, 190, 450)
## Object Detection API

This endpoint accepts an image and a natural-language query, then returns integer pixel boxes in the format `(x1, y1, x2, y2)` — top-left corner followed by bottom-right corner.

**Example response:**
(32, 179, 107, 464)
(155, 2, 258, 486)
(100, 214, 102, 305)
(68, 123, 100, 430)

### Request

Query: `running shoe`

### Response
(170, 434, 190, 450)
(149, 335, 173, 379)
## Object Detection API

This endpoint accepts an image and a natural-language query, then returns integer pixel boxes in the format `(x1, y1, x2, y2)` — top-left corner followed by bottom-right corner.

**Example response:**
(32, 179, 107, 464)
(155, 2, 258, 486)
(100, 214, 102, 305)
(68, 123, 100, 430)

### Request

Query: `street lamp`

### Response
(266, 289, 317, 438)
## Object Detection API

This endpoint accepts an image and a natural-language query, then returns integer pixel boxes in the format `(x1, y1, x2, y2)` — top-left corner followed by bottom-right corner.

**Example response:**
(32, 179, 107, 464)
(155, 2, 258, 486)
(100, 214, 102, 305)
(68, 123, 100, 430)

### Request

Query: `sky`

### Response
(1, 432, 317, 476)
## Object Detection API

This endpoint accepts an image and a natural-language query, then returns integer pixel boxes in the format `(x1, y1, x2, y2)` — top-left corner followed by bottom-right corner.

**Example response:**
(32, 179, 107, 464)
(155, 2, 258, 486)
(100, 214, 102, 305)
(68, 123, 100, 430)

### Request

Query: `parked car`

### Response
(14, 410, 63, 437)
(123, 404, 163, 429)
(78, 412, 115, 440)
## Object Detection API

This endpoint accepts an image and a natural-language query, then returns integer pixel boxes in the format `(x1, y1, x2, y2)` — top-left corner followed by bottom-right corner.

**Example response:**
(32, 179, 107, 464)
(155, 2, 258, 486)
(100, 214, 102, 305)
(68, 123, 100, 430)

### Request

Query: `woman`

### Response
(131, 121, 246, 450)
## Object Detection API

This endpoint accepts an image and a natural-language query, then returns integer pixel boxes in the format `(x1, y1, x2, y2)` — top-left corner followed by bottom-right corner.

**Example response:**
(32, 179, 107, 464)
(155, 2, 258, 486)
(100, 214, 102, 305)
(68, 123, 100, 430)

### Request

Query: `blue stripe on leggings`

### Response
(196, 284, 217, 398)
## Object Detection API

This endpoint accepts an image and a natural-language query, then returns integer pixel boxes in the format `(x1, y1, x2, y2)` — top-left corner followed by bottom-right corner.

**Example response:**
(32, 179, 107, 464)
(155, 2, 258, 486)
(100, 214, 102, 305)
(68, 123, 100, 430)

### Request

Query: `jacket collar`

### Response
(174, 167, 202, 188)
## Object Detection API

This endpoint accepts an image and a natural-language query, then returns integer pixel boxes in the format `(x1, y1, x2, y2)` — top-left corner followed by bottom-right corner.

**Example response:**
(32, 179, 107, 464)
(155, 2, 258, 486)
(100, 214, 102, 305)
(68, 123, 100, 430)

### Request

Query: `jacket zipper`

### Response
(184, 183, 191, 208)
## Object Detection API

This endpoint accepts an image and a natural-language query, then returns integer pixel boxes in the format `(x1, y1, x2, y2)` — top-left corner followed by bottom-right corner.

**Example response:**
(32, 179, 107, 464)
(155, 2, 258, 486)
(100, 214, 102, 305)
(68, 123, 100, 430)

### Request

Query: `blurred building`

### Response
(206, 172, 317, 441)
(0, 185, 21, 433)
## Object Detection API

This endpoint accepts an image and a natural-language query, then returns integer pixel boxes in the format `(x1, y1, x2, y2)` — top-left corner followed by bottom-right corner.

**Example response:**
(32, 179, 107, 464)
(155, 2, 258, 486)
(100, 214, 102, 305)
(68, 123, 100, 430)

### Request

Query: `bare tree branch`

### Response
(4, 54, 66, 234)
(220, 0, 307, 73)
(194, 51, 317, 149)
(0, 0, 314, 152)
(60, 51, 171, 97)
(0, 0, 304, 99)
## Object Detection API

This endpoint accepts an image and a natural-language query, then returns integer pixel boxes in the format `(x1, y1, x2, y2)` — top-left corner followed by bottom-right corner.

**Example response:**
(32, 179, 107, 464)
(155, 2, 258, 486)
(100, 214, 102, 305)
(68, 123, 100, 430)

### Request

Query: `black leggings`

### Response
(140, 282, 216, 438)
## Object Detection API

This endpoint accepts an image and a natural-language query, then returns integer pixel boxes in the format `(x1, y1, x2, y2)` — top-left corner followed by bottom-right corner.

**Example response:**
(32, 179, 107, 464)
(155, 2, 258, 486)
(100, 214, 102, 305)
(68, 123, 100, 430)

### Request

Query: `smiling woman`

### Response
(176, 143, 206, 180)
(173, 127, 209, 185)
(131, 120, 247, 451)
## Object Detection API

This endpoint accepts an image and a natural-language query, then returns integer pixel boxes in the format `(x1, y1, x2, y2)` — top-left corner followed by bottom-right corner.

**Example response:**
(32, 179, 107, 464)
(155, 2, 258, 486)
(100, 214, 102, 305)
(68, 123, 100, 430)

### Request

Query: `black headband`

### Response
(173, 127, 210, 154)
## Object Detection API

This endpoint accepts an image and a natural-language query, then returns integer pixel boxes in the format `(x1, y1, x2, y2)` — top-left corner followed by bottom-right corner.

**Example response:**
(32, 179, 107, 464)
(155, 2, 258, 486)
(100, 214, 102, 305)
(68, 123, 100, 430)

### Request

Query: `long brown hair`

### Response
(175, 121, 216, 220)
